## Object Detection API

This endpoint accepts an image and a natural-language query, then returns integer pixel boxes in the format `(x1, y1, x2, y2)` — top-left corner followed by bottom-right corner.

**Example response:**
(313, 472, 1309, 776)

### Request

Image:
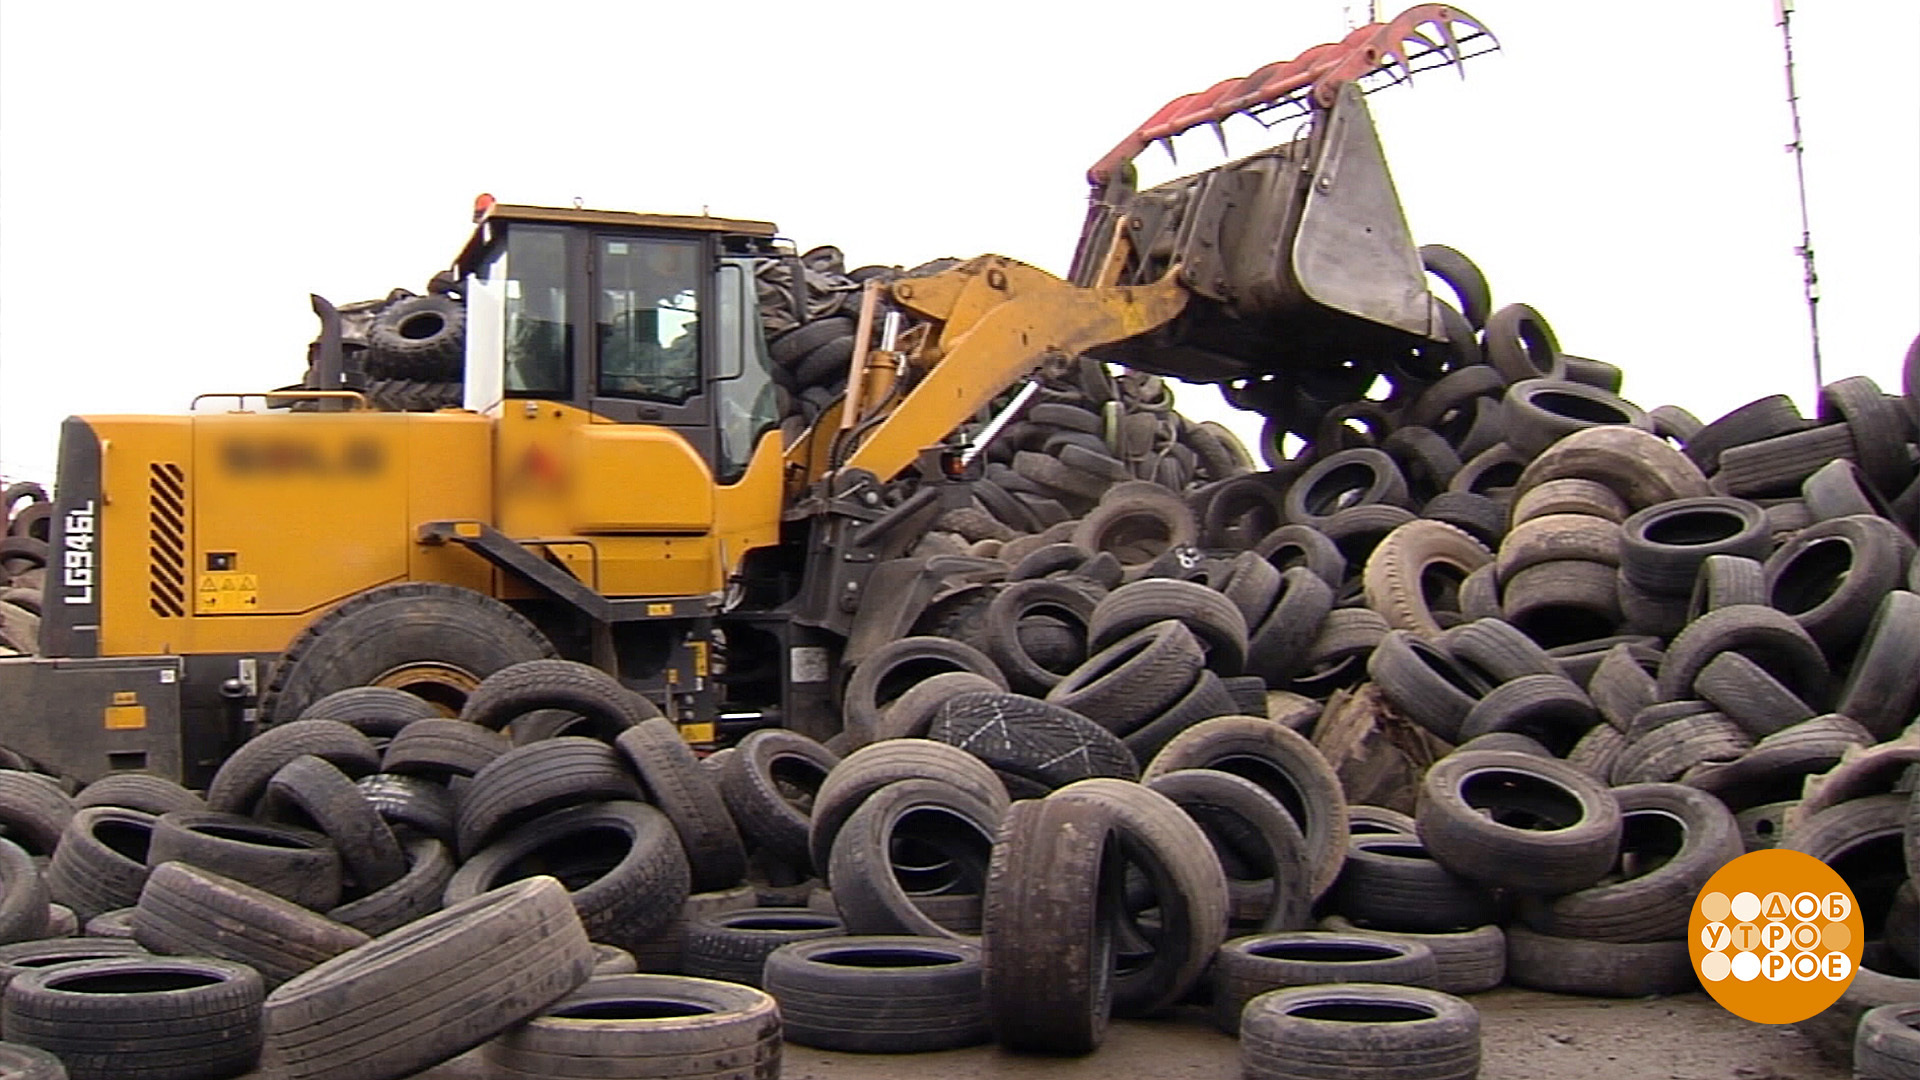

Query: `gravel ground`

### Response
(397, 988, 1845, 1080)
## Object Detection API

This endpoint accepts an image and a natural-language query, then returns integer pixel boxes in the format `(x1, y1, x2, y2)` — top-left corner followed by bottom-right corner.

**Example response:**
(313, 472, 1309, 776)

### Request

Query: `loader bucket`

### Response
(1072, 83, 1436, 387)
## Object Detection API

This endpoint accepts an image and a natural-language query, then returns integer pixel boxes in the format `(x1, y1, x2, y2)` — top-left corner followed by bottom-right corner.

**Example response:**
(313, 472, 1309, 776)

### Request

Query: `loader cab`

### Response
(456, 201, 785, 483)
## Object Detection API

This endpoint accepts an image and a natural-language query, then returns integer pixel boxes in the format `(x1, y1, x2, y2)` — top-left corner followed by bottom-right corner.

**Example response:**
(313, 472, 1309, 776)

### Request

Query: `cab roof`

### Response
(454, 201, 779, 272)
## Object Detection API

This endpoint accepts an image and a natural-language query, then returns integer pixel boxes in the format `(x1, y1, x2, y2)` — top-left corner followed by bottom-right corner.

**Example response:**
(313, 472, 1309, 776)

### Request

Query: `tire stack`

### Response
(0, 483, 48, 657)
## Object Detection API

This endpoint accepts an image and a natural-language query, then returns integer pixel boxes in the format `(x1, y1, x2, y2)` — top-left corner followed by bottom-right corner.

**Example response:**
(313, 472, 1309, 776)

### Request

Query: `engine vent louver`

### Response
(149, 463, 187, 617)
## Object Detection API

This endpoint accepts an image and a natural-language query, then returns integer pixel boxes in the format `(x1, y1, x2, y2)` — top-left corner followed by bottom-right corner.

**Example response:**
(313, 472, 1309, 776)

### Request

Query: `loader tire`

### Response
(258, 582, 556, 724)
(360, 378, 463, 412)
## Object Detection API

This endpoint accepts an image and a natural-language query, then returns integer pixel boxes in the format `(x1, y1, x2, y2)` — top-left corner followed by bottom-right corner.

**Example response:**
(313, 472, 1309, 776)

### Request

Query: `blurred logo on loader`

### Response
(1690, 849, 1860, 1024)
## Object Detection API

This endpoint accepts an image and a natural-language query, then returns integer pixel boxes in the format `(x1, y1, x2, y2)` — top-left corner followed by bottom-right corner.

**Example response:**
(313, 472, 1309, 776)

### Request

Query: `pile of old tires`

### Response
(0, 484, 47, 656)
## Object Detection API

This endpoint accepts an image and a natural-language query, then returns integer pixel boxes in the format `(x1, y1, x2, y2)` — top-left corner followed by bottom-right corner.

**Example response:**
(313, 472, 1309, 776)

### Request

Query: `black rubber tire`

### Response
(1518, 782, 1740, 943)
(147, 811, 342, 910)
(981, 797, 1119, 1054)
(1072, 489, 1199, 576)
(365, 294, 464, 380)
(1802, 458, 1892, 522)
(354, 773, 455, 844)
(379, 718, 510, 780)
(715, 729, 839, 871)
(1285, 449, 1411, 526)
(1255, 524, 1347, 589)
(1317, 916, 1506, 996)
(480, 972, 781, 1079)
(1088, 578, 1249, 675)
(1362, 520, 1493, 638)
(1587, 642, 1659, 729)
(870, 671, 1003, 743)
(1856, 1002, 1920, 1079)
(1216, 549, 1285, 629)
(4, 955, 263, 1080)
(1504, 927, 1694, 997)
(841, 637, 1005, 746)
(0, 937, 147, 997)
(792, 333, 854, 387)
(1239, 980, 1480, 1080)
(204, 719, 380, 815)
(295, 686, 442, 738)
(325, 836, 453, 937)
(682, 907, 844, 988)
(1052, 778, 1229, 1017)
(1685, 394, 1807, 473)
(1045, 621, 1206, 735)
(1819, 375, 1912, 497)
(1687, 553, 1769, 620)
(1247, 568, 1337, 685)
(1456, 673, 1598, 757)
(1415, 750, 1622, 894)
(0, 838, 48, 946)
(769, 316, 855, 367)
(1441, 617, 1561, 685)
(133, 861, 368, 989)
(83, 907, 137, 939)
(826, 778, 1000, 939)
(1366, 631, 1489, 743)
(0, 773, 74, 858)
(1211, 932, 1440, 1035)
(1618, 496, 1770, 597)
(929, 691, 1139, 790)
(1496, 512, 1622, 584)
(976, 578, 1098, 695)
(1123, 670, 1240, 764)
(1142, 716, 1348, 900)
(1331, 835, 1498, 935)
(446, 800, 691, 951)
(764, 935, 988, 1053)
(453, 735, 640, 856)
(1511, 477, 1629, 525)
(72, 774, 202, 817)
(1563, 355, 1625, 393)
(1482, 302, 1566, 384)
(1682, 715, 1870, 812)
(1501, 558, 1625, 648)
(1656, 603, 1831, 705)
(261, 876, 595, 1080)
(1286, 608, 1390, 698)
(258, 582, 557, 724)
(1836, 591, 1920, 740)
(1612, 712, 1752, 786)
(459, 659, 658, 740)
(260, 755, 406, 894)
(615, 719, 747, 892)
(0, 1042, 65, 1079)
(1501, 379, 1651, 457)
(1420, 245, 1492, 329)
(1765, 514, 1916, 659)
(1693, 651, 1816, 738)
(806, 739, 1006, 884)
(1348, 805, 1418, 836)
(1146, 768, 1312, 933)
(1715, 423, 1860, 497)
(45, 806, 155, 925)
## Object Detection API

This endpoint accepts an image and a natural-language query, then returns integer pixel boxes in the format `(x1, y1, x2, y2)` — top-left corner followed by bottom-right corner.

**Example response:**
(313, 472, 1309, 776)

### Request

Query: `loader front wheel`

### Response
(258, 583, 557, 724)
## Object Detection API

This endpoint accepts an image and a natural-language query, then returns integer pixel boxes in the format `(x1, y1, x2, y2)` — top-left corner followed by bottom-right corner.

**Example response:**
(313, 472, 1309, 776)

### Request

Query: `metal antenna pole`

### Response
(1775, 0, 1823, 394)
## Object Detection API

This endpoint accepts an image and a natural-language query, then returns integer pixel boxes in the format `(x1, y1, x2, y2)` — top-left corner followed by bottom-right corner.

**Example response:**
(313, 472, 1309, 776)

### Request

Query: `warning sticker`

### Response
(196, 572, 260, 612)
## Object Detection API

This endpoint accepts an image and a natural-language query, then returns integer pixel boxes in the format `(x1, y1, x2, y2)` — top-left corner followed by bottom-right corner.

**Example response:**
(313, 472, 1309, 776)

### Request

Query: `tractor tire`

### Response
(258, 582, 556, 724)
(366, 295, 465, 381)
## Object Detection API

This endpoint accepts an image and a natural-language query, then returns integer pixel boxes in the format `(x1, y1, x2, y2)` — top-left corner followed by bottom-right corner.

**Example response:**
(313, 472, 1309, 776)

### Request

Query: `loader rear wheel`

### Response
(259, 583, 557, 724)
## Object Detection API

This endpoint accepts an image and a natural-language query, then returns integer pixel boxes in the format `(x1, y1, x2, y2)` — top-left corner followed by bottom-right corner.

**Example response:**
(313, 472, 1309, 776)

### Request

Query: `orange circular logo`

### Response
(1689, 849, 1861, 1024)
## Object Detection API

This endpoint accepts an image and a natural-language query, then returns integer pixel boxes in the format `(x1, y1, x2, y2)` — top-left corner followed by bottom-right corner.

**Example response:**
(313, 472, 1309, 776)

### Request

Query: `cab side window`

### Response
(597, 237, 700, 404)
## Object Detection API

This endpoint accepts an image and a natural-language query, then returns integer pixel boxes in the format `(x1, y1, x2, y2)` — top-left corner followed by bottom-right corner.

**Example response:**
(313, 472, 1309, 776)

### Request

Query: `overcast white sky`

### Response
(2, 1, 1915, 484)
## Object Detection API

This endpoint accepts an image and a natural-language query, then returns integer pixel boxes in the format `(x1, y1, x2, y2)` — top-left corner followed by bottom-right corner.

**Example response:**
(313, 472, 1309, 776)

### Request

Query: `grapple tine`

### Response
(1086, 3, 1498, 191)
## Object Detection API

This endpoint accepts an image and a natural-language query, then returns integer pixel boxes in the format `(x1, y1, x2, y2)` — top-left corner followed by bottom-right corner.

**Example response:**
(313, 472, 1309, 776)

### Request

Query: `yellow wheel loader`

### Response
(0, 7, 1498, 782)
